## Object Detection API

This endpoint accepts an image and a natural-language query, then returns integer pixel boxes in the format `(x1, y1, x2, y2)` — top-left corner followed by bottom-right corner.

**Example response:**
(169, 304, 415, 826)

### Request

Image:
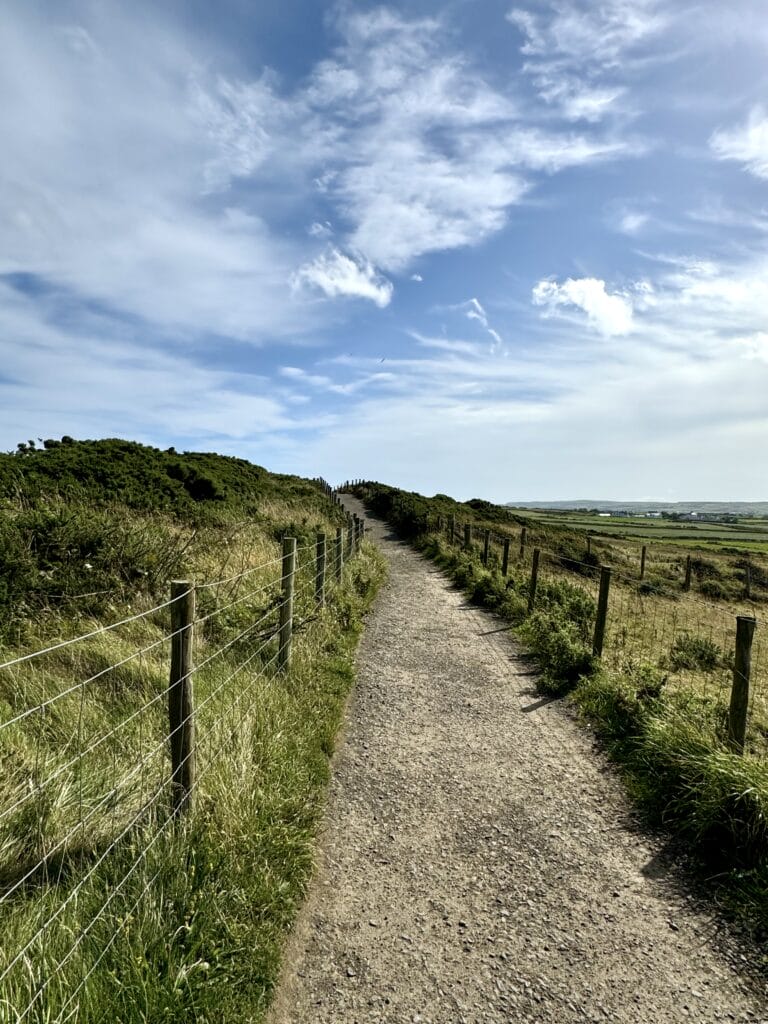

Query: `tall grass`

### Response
(0, 542, 386, 1023)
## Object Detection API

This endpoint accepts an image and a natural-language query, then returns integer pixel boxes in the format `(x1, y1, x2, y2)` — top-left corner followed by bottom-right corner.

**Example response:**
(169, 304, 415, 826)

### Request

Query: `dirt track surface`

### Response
(268, 498, 767, 1024)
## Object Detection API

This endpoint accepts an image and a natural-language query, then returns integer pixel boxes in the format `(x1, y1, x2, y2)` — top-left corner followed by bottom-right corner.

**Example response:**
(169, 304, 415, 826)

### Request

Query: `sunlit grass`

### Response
(0, 497, 386, 1022)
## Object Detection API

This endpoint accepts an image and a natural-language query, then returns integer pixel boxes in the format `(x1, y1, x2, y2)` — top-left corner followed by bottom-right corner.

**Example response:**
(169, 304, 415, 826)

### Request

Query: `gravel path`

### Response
(268, 499, 767, 1024)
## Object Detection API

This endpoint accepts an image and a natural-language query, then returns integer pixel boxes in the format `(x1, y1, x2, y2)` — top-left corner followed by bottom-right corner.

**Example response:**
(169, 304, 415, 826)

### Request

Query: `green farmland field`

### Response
(510, 508, 768, 554)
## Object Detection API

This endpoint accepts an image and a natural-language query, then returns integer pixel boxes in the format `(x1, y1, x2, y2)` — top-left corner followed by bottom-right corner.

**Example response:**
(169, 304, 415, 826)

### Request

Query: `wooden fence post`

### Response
(527, 548, 540, 614)
(278, 537, 296, 671)
(745, 562, 752, 600)
(169, 580, 195, 816)
(464, 523, 472, 551)
(482, 529, 491, 566)
(315, 533, 326, 607)
(640, 545, 647, 581)
(593, 566, 612, 657)
(502, 538, 511, 577)
(520, 527, 527, 560)
(449, 514, 457, 544)
(684, 554, 692, 592)
(728, 616, 756, 754)
(586, 535, 592, 556)
(335, 527, 344, 582)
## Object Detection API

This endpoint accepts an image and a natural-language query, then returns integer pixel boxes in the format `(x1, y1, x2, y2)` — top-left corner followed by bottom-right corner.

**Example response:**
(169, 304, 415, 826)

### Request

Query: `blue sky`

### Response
(2, 1, 768, 501)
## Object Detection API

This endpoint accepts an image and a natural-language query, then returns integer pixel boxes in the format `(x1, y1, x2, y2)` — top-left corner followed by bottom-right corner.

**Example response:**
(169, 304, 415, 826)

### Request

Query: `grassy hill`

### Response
(0, 438, 336, 643)
(0, 438, 386, 1023)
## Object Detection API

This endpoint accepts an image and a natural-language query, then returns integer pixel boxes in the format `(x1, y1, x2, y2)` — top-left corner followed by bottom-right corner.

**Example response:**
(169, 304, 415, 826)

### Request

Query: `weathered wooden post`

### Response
(520, 527, 527, 559)
(586, 535, 592, 557)
(315, 533, 326, 607)
(335, 527, 344, 582)
(640, 545, 647, 581)
(464, 523, 472, 551)
(482, 529, 491, 566)
(593, 566, 612, 657)
(684, 554, 692, 592)
(169, 580, 195, 816)
(346, 515, 354, 557)
(728, 616, 757, 753)
(502, 538, 511, 577)
(278, 537, 296, 671)
(745, 562, 752, 600)
(527, 548, 540, 614)
(449, 514, 457, 544)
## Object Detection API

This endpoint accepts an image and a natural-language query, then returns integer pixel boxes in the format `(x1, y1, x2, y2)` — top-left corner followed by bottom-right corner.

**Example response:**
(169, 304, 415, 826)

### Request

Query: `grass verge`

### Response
(0, 543, 387, 1023)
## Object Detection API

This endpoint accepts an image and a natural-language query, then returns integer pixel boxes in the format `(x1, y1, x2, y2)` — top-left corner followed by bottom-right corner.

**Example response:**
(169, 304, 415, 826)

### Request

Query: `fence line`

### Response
(427, 510, 765, 755)
(0, 485, 368, 1019)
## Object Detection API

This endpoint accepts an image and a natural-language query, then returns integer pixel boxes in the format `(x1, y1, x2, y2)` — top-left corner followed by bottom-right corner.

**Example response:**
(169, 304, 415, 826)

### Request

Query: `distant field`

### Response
(510, 508, 768, 554)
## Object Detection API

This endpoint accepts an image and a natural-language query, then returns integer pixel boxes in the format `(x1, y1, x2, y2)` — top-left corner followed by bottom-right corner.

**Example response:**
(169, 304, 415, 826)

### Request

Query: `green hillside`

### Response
(0, 438, 333, 642)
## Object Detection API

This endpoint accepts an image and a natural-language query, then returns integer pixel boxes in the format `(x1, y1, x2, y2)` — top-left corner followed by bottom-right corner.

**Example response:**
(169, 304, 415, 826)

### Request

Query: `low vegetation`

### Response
(0, 439, 387, 1023)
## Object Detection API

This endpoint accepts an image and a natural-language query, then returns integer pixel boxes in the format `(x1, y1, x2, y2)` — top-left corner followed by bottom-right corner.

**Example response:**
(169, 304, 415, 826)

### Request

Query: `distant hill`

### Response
(506, 500, 768, 517)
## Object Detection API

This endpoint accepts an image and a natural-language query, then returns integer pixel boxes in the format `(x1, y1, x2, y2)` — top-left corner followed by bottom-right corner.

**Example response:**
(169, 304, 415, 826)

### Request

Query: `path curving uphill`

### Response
(268, 497, 766, 1024)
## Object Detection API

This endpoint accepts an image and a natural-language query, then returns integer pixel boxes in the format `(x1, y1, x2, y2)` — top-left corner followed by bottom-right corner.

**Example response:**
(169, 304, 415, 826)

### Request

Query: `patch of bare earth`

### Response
(268, 498, 767, 1024)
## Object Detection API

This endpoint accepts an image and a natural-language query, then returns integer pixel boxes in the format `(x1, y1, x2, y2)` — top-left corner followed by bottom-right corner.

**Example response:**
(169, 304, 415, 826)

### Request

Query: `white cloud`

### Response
(453, 298, 504, 349)
(300, 8, 640, 271)
(508, 2, 666, 67)
(411, 273, 423, 282)
(532, 277, 634, 335)
(0, 282, 325, 445)
(508, 2, 665, 122)
(710, 106, 768, 179)
(0, 6, 314, 343)
(293, 247, 393, 307)
(618, 210, 649, 234)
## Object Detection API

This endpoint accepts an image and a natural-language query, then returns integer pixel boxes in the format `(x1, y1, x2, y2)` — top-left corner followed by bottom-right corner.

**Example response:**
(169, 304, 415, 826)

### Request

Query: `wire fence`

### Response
(434, 517, 767, 756)
(0, 491, 367, 1022)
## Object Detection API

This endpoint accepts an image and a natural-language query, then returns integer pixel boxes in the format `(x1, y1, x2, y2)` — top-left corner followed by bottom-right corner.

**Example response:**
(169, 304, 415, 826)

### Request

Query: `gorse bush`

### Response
(519, 611, 595, 694)
(0, 439, 347, 642)
(667, 632, 723, 672)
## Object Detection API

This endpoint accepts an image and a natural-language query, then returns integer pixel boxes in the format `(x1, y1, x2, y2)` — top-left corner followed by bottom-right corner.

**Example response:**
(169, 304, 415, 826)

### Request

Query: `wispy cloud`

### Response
(301, 8, 644, 272)
(293, 247, 393, 306)
(507, 1, 666, 123)
(710, 106, 768, 179)
(508, 1, 666, 67)
(452, 298, 503, 349)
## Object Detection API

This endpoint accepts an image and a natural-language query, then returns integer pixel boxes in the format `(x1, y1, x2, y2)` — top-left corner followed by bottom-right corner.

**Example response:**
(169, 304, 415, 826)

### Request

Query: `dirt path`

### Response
(268, 499, 766, 1024)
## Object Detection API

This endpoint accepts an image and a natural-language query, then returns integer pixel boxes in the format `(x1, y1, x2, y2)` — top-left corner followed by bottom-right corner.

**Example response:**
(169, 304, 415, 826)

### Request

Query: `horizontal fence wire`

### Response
(435, 517, 766, 753)
(0, 509, 364, 1020)
(0, 592, 188, 672)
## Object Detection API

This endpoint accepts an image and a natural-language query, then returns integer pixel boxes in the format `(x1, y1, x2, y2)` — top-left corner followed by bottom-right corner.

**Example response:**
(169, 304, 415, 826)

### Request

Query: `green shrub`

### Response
(668, 632, 723, 672)
(699, 578, 732, 600)
(519, 611, 595, 694)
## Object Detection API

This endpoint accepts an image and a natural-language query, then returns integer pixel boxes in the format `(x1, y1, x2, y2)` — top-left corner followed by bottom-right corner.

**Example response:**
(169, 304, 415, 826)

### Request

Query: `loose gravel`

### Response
(268, 499, 767, 1024)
